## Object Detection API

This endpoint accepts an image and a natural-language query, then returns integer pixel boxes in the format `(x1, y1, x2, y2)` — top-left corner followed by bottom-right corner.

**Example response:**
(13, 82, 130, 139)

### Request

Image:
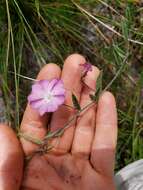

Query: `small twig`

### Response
(9, 71, 38, 82)
(103, 53, 129, 91)
(97, 0, 124, 17)
(63, 104, 74, 110)
(44, 101, 94, 140)
(72, 1, 143, 46)
(18, 132, 43, 145)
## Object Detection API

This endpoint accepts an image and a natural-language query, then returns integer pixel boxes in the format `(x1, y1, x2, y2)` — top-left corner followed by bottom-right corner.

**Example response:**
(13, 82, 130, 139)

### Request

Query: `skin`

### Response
(0, 54, 117, 190)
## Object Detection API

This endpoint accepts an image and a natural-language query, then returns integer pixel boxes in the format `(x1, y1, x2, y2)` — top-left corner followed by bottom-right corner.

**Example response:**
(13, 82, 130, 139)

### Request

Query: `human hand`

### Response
(0, 54, 117, 190)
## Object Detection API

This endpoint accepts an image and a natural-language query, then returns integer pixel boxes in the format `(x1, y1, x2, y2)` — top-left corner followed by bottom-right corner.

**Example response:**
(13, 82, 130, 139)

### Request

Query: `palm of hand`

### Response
(0, 54, 117, 190)
(22, 153, 115, 190)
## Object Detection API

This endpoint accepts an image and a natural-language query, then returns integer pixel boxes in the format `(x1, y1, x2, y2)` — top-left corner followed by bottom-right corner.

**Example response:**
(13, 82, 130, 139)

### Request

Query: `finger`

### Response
(72, 66, 100, 158)
(0, 124, 23, 190)
(49, 54, 85, 154)
(20, 64, 61, 155)
(91, 92, 118, 177)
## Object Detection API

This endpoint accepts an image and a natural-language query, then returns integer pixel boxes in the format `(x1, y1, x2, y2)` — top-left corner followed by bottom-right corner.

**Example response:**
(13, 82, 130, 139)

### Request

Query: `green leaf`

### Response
(139, 71, 143, 87)
(89, 94, 96, 101)
(35, 0, 40, 18)
(89, 70, 103, 102)
(121, 18, 129, 40)
(72, 93, 81, 111)
(96, 70, 103, 93)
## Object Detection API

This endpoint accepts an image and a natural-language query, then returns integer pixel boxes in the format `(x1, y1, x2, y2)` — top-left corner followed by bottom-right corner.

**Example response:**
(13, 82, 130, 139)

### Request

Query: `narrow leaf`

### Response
(72, 93, 81, 111)
(96, 70, 103, 93)
(35, 0, 40, 18)
(139, 71, 143, 87)
(89, 94, 96, 101)
(90, 70, 103, 102)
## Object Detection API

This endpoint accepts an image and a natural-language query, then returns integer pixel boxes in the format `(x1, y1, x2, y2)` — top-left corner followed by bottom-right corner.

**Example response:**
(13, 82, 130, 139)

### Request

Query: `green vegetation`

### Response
(0, 0, 143, 171)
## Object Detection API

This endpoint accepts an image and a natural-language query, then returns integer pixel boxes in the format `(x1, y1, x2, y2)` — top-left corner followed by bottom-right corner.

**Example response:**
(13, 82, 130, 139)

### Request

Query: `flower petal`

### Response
(28, 93, 43, 102)
(32, 83, 43, 93)
(39, 105, 50, 116)
(31, 81, 50, 97)
(38, 80, 50, 91)
(48, 79, 59, 91)
(47, 102, 58, 112)
(52, 80, 66, 95)
(30, 99, 45, 109)
(53, 95, 65, 105)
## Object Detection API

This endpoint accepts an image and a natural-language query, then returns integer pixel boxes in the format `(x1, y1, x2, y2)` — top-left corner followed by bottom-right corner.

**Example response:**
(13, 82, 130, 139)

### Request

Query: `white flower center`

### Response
(44, 93, 53, 103)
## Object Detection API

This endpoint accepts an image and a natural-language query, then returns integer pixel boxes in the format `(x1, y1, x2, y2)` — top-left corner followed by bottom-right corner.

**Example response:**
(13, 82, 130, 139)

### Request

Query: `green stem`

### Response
(18, 132, 43, 145)
(44, 101, 94, 140)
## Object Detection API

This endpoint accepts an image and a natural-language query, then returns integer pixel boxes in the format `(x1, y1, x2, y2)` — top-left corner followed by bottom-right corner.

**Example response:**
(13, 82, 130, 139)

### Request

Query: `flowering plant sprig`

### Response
(18, 54, 129, 157)
(19, 62, 103, 156)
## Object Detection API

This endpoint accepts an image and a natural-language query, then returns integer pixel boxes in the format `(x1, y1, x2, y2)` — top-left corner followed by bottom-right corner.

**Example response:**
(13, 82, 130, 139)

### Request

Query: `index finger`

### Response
(20, 64, 61, 155)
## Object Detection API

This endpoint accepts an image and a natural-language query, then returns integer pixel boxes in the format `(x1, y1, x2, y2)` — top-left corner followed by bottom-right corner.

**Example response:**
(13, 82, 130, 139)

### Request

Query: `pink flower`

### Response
(80, 62, 92, 75)
(28, 79, 66, 116)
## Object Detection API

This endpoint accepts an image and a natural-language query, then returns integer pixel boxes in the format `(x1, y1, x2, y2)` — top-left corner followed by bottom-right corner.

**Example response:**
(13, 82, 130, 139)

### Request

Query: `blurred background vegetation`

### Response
(0, 0, 143, 171)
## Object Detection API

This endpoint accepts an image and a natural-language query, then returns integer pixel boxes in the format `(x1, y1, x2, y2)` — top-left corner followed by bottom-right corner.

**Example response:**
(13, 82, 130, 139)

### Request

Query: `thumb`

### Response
(0, 124, 23, 190)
